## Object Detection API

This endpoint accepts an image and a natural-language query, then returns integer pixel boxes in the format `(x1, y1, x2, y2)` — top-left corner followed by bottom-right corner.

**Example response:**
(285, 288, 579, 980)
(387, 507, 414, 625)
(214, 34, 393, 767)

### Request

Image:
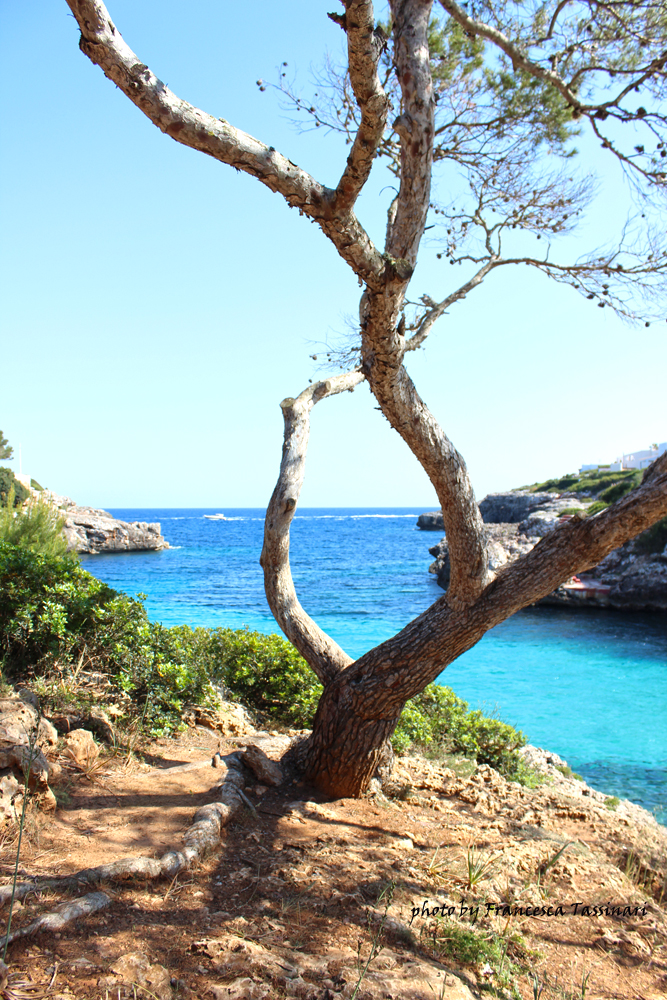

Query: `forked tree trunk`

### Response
(65, 0, 667, 800)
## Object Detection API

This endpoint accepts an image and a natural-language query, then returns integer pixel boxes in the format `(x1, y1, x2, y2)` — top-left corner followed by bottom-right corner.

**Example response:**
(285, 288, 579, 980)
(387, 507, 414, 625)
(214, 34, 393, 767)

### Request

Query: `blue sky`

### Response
(2, 1, 665, 508)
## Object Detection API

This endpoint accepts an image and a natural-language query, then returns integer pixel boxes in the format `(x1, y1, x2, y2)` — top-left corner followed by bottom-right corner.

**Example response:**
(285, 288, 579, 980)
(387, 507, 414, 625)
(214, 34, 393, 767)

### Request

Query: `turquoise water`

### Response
(80, 508, 667, 820)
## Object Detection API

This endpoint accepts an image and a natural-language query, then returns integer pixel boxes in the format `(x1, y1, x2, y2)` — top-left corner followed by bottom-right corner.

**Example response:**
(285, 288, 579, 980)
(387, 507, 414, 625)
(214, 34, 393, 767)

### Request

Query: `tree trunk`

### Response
(304, 678, 399, 797)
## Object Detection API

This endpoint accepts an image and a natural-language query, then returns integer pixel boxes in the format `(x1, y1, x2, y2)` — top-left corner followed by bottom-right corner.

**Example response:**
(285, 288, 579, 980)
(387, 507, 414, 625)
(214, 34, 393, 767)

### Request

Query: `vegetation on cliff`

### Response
(0, 469, 29, 508)
(519, 467, 667, 554)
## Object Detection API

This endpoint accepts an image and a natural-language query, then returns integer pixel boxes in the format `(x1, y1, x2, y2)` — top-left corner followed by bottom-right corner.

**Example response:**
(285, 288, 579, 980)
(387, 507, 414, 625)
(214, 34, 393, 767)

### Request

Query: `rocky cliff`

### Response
(43, 490, 169, 555)
(418, 490, 590, 530)
(425, 492, 667, 611)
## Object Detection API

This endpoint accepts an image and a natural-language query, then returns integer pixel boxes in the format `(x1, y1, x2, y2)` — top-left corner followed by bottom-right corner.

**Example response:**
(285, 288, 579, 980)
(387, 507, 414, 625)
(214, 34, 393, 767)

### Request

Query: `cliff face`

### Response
(43, 491, 169, 555)
(425, 492, 667, 611)
(418, 490, 591, 530)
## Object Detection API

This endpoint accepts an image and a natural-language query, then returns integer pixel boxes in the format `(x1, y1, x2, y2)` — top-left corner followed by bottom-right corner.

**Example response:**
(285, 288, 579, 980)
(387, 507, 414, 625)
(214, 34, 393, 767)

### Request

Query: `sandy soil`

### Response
(1, 723, 665, 1000)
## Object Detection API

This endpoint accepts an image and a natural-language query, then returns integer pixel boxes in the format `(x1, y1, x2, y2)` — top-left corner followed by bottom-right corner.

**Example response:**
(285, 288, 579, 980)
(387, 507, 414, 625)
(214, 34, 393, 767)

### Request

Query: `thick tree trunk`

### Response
(304, 678, 399, 797)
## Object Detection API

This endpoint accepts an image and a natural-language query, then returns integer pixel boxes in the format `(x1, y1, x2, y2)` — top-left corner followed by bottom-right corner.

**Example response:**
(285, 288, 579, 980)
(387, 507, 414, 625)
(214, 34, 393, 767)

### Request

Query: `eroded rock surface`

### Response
(426, 494, 667, 610)
(41, 489, 169, 554)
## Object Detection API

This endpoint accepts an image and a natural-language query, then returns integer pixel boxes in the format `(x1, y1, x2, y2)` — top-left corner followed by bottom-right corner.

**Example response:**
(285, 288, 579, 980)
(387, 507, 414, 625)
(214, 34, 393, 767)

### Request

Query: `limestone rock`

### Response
(50, 706, 115, 743)
(479, 491, 567, 524)
(110, 952, 171, 1000)
(0, 744, 56, 811)
(416, 511, 444, 531)
(419, 492, 587, 530)
(183, 699, 254, 737)
(0, 775, 21, 825)
(426, 495, 667, 611)
(64, 729, 98, 768)
(39, 488, 169, 554)
(0, 697, 58, 750)
(210, 979, 271, 1000)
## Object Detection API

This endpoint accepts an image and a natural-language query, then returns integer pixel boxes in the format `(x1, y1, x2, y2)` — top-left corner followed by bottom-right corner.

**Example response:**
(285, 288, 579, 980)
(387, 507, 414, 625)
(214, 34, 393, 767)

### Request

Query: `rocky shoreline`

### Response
(42, 489, 169, 555)
(422, 491, 667, 611)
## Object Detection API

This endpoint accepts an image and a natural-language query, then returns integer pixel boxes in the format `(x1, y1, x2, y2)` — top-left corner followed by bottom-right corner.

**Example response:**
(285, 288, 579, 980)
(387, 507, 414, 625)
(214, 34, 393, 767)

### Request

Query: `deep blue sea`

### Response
(80, 508, 667, 821)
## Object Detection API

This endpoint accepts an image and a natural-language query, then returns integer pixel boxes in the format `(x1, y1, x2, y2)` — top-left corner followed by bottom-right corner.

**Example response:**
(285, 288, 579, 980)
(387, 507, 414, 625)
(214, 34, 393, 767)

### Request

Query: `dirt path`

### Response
(1, 727, 665, 1000)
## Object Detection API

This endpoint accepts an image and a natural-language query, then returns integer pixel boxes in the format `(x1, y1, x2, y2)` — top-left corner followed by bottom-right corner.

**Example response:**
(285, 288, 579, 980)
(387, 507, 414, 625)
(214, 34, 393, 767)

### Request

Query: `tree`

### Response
(0, 432, 13, 462)
(65, 0, 667, 796)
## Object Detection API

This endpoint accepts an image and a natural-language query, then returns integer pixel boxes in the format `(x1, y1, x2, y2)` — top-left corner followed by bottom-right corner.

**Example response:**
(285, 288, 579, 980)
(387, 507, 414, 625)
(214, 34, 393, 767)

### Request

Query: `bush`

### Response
(0, 490, 68, 557)
(211, 628, 324, 728)
(0, 545, 217, 735)
(0, 543, 534, 772)
(598, 478, 640, 503)
(524, 469, 641, 499)
(633, 515, 667, 555)
(392, 683, 529, 781)
(585, 500, 609, 516)
(0, 468, 29, 508)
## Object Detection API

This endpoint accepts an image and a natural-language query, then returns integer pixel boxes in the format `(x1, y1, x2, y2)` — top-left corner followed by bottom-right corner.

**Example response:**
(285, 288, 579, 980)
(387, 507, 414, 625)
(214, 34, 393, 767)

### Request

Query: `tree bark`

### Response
(260, 374, 363, 684)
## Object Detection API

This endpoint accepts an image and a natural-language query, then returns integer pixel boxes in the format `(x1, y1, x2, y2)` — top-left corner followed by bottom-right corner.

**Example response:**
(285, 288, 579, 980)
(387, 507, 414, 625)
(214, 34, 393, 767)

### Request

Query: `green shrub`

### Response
(392, 683, 529, 782)
(527, 475, 578, 493)
(585, 500, 609, 516)
(557, 507, 586, 518)
(555, 763, 584, 780)
(524, 469, 640, 498)
(0, 545, 217, 735)
(598, 478, 639, 503)
(30, 479, 44, 491)
(0, 543, 110, 667)
(0, 545, 535, 770)
(633, 516, 667, 555)
(0, 490, 68, 557)
(212, 628, 323, 729)
(0, 468, 29, 508)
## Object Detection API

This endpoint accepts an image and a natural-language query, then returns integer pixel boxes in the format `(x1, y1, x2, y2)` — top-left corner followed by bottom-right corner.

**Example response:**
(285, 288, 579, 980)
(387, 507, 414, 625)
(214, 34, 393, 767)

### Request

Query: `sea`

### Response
(80, 507, 667, 822)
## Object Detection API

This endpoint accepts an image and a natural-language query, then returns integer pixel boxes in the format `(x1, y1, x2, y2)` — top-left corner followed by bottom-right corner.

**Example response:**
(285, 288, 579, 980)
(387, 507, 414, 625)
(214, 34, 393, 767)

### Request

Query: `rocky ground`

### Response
(0, 695, 665, 1000)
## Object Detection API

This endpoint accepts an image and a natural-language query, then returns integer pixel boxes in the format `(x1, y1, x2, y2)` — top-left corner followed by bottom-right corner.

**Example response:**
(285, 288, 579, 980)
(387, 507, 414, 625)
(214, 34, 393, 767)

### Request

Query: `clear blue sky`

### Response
(2, 1, 665, 508)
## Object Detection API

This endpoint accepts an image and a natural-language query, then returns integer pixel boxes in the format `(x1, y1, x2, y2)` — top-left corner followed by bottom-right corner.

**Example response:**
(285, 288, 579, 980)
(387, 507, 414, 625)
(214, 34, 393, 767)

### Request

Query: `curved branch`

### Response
(334, 2, 391, 213)
(260, 372, 365, 684)
(65, 0, 386, 287)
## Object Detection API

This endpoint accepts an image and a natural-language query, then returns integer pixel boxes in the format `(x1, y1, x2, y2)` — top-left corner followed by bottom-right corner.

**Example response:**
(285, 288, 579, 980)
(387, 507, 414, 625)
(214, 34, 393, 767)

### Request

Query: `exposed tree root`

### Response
(0, 752, 250, 945)
(4, 892, 111, 946)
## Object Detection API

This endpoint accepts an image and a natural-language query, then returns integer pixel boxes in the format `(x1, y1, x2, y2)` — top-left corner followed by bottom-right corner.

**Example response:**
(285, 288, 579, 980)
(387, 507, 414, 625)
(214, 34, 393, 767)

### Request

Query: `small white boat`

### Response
(204, 513, 228, 520)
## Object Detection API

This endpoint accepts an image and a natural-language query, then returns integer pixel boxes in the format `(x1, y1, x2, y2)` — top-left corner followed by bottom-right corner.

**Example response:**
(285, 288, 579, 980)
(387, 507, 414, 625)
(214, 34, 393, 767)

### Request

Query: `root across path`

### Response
(1, 724, 666, 1000)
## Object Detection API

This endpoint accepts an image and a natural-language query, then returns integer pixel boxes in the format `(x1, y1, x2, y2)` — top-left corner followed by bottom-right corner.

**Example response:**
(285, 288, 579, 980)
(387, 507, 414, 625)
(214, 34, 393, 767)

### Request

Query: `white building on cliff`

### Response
(580, 441, 666, 474)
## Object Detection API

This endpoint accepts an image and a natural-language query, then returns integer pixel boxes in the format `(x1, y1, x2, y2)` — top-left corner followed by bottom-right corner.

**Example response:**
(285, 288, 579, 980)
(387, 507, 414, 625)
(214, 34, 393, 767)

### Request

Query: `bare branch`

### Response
(386, 0, 436, 264)
(333, 2, 391, 213)
(260, 372, 365, 684)
(405, 260, 499, 350)
(65, 0, 386, 287)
